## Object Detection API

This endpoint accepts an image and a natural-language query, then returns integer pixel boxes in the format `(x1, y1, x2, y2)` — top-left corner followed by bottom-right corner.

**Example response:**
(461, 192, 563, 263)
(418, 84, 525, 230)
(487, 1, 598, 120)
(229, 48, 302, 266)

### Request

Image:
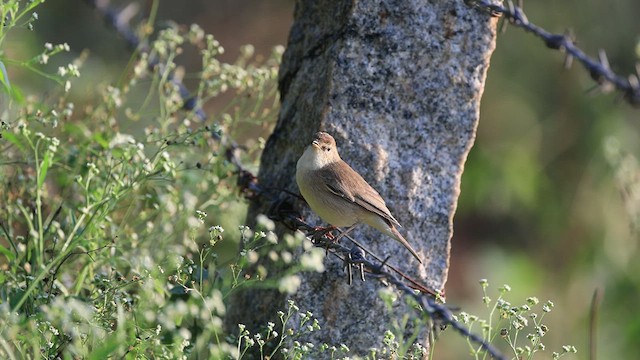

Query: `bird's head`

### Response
(303, 131, 341, 169)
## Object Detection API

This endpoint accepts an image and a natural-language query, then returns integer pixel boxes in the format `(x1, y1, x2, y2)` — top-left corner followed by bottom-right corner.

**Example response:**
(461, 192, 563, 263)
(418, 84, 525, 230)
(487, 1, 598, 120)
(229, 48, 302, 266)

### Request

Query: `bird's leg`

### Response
(311, 224, 358, 255)
(310, 225, 338, 243)
(310, 225, 339, 255)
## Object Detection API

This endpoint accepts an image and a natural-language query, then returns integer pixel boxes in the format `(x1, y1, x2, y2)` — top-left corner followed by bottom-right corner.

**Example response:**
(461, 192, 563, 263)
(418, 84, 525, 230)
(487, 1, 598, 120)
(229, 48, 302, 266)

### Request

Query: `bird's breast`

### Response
(296, 167, 358, 227)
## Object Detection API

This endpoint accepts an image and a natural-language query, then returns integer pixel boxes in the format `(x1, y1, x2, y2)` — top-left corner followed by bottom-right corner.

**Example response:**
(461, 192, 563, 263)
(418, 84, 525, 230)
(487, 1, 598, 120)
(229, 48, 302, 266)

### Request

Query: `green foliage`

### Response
(0, 2, 587, 359)
(372, 280, 577, 360)
(455, 1, 640, 358)
(235, 300, 351, 360)
(373, 287, 429, 359)
(0, 0, 79, 102)
(0, 2, 327, 358)
(452, 280, 578, 360)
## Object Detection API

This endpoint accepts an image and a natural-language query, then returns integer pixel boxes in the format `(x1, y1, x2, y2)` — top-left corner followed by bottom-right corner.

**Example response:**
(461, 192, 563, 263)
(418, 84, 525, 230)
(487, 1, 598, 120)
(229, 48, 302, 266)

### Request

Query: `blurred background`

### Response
(6, 0, 640, 358)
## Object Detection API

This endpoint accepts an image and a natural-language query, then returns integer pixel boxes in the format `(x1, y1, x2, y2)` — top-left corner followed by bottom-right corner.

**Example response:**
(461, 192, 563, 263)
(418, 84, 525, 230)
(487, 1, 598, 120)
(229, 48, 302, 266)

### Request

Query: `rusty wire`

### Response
(467, 0, 640, 107)
(226, 144, 507, 360)
(90, 1, 640, 358)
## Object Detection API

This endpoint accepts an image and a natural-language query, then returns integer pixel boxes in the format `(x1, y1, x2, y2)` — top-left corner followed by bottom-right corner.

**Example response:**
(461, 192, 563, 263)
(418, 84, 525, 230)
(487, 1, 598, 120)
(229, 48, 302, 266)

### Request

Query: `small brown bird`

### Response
(295, 132, 423, 263)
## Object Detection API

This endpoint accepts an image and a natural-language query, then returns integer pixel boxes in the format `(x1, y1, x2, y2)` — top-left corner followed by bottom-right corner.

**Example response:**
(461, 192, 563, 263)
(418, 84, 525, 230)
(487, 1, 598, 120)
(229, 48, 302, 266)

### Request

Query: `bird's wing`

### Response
(318, 162, 401, 227)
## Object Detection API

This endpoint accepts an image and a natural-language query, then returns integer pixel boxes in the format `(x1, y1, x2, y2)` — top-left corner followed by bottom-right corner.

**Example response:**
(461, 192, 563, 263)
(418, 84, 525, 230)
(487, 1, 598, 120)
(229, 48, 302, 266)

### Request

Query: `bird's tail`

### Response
(389, 226, 423, 264)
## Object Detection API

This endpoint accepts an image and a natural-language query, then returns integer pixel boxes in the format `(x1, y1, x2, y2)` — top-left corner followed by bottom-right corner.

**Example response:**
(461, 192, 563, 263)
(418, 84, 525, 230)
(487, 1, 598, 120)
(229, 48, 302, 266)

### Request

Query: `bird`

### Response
(295, 131, 423, 264)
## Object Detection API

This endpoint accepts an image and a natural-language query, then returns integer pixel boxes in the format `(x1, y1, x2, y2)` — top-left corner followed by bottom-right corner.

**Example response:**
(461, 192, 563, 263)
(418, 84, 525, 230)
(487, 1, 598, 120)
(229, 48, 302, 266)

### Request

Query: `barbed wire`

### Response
(86, 0, 640, 109)
(225, 146, 507, 360)
(83, 0, 208, 121)
(467, 0, 640, 107)
(83, 1, 515, 358)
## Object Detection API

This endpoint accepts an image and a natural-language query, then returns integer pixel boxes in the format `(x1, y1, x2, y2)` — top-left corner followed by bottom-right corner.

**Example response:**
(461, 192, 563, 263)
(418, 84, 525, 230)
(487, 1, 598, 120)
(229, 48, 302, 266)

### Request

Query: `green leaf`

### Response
(92, 132, 110, 149)
(0, 60, 11, 93)
(87, 334, 121, 360)
(38, 150, 52, 188)
(0, 60, 23, 103)
(9, 83, 24, 103)
(2, 132, 26, 152)
(0, 244, 15, 261)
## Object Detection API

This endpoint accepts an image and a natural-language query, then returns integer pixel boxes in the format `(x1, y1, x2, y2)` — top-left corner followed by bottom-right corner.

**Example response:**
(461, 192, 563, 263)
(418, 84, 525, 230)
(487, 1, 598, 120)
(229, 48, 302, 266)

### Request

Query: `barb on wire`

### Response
(226, 143, 507, 360)
(467, 0, 640, 107)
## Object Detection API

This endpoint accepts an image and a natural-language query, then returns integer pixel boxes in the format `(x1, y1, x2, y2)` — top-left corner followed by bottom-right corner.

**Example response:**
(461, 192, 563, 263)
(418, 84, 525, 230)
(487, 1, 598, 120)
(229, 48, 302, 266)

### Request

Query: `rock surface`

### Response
(230, 0, 498, 356)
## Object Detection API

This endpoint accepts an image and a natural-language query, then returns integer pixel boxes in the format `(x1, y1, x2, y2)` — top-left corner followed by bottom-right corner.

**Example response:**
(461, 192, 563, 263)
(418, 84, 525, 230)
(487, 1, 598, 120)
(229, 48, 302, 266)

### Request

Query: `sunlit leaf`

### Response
(0, 244, 15, 261)
(38, 150, 52, 188)
(1, 132, 26, 152)
(0, 60, 11, 93)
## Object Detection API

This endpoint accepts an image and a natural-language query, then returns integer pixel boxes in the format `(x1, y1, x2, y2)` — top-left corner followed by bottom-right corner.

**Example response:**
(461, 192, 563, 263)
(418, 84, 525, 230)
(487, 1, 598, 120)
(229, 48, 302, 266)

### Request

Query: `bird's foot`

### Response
(311, 225, 338, 241)
(309, 226, 340, 256)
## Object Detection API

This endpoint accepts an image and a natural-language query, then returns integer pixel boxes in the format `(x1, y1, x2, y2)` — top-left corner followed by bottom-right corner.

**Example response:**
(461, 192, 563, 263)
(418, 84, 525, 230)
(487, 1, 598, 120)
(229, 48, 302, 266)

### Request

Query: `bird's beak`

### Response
(311, 140, 320, 149)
